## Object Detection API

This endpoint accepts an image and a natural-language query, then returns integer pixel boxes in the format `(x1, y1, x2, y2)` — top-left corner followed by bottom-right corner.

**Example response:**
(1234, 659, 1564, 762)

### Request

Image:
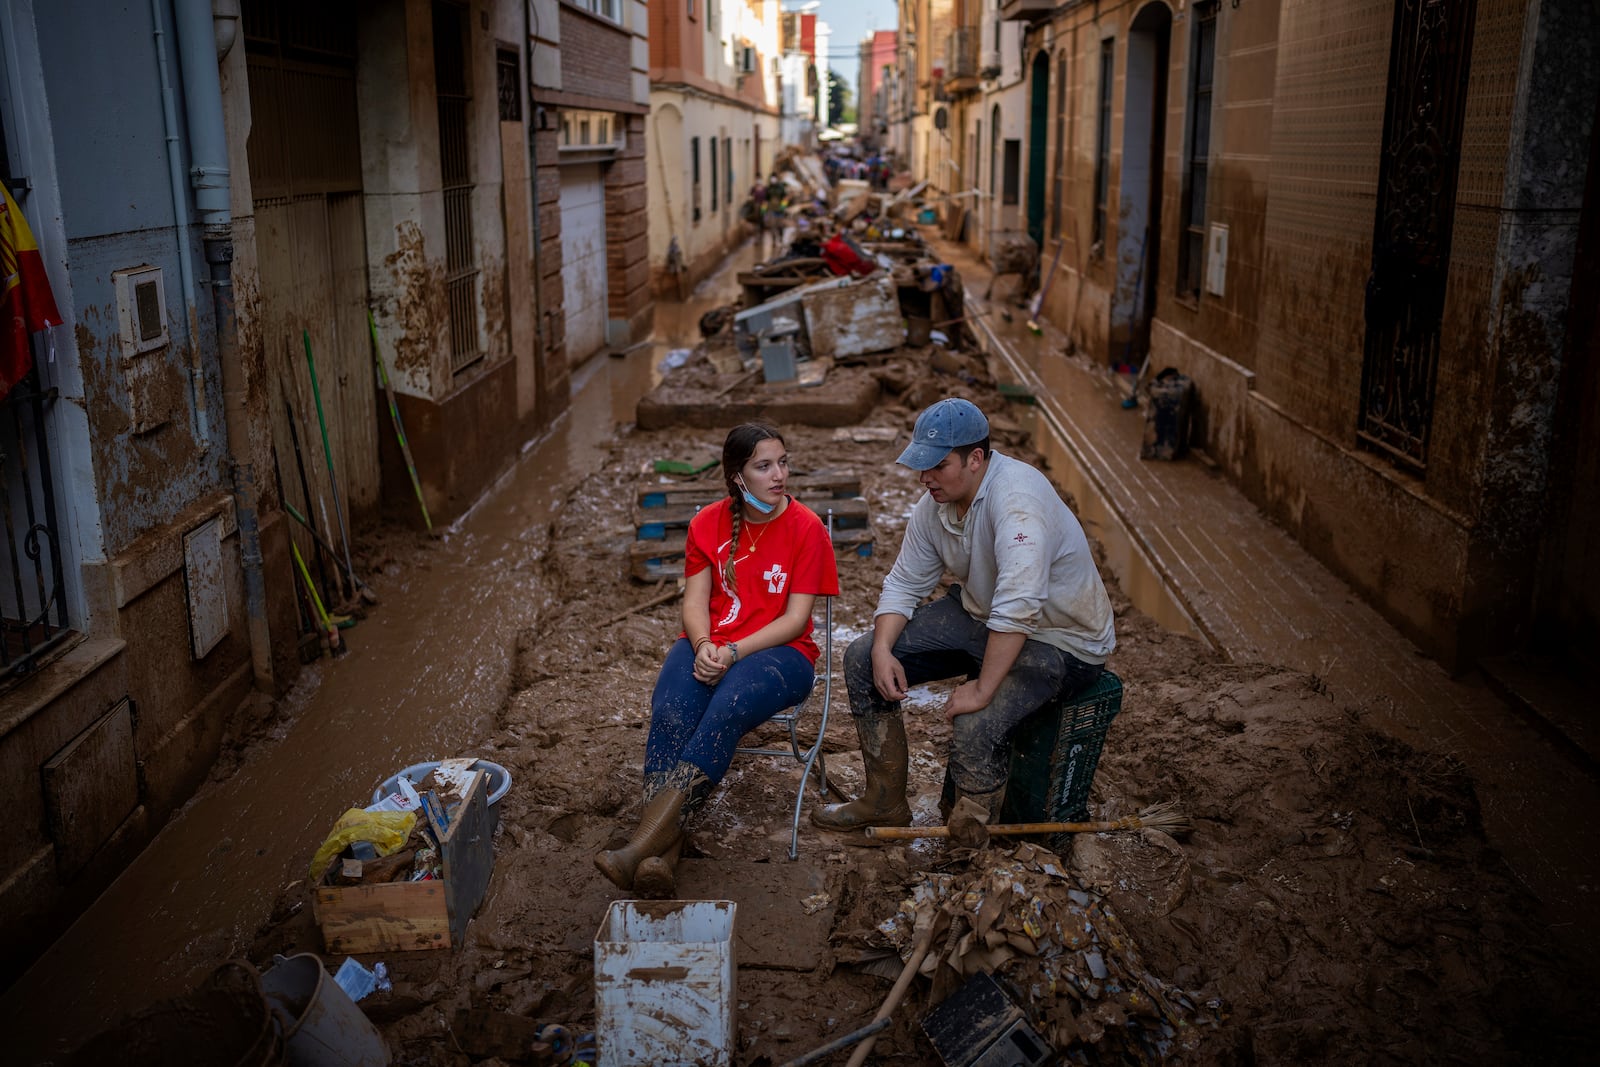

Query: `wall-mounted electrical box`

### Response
(112, 265, 169, 355)
(112, 265, 177, 434)
(1205, 223, 1228, 297)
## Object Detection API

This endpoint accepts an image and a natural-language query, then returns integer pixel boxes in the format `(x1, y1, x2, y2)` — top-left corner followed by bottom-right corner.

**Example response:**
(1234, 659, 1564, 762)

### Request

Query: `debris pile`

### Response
(640, 151, 986, 431)
(866, 841, 1221, 1063)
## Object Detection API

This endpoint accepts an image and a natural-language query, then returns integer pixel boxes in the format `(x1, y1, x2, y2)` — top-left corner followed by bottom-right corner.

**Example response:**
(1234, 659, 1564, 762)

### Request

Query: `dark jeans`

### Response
(843, 591, 1104, 794)
(644, 638, 816, 787)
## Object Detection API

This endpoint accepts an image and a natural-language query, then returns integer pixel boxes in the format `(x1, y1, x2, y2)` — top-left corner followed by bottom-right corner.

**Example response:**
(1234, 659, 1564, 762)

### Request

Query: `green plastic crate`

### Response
(999, 670, 1122, 852)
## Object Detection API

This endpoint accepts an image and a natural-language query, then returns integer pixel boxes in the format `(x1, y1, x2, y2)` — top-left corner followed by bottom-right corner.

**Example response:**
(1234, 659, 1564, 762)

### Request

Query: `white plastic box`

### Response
(594, 900, 737, 1067)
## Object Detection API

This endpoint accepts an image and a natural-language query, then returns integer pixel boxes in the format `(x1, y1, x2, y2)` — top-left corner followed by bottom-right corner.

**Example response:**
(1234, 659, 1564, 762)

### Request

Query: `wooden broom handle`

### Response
(865, 818, 1128, 840)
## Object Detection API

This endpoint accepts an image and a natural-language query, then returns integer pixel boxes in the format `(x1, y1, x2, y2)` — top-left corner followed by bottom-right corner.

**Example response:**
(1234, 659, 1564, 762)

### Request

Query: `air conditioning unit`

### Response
(738, 45, 757, 74)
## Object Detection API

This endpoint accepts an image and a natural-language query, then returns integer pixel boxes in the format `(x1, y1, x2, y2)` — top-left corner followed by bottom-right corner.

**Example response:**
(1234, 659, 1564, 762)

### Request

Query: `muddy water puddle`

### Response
(0, 242, 765, 1062)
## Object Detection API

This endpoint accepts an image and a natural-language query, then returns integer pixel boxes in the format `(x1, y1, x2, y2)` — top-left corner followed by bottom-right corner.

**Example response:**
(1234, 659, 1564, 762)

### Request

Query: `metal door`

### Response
(560, 164, 610, 363)
(1360, 0, 1478, 471)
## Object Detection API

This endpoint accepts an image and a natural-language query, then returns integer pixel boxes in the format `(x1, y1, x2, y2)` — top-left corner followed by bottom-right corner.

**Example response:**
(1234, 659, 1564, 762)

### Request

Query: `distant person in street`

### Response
(812, 398, 1115, 831)
(597, 423, 840, 896)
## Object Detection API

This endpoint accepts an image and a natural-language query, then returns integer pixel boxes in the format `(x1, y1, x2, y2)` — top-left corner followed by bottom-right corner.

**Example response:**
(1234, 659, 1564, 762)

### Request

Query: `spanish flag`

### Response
(1, 182, 62, 402)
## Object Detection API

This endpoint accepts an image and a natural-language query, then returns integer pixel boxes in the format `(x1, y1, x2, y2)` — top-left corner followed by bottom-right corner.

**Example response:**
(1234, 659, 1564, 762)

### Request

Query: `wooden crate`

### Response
(312, 769, 495, 954)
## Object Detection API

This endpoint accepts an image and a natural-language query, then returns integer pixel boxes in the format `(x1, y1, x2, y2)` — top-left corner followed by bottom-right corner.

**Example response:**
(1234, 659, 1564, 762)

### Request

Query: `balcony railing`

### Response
(999, 0, 1054, 23)
(945, 28, 980, 90)
(1, 372, 72, 678)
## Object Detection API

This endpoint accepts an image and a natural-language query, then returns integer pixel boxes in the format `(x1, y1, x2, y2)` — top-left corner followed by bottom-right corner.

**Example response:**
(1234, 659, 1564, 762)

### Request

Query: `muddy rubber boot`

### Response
(633, 835, 683, 899)
(810, 714, 912, 830)
(595, 786, 689, 890)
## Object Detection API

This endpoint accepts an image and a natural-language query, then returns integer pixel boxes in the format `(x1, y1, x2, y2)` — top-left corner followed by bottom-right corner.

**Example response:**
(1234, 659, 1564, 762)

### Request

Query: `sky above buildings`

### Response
(810, 0, 898, 87)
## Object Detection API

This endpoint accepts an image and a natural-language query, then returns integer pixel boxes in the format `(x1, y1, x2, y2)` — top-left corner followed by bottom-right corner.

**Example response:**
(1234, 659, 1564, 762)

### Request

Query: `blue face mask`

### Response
(738, 478, 776, 514)
(741, 487, 776, 515)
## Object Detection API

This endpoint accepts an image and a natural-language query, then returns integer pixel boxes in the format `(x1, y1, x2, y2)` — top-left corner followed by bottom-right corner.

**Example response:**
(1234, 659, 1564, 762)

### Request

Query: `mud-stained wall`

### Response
(1067, 0, 1598, 670)
(0, 0, 259, 987)
(645, 92, 776, 295)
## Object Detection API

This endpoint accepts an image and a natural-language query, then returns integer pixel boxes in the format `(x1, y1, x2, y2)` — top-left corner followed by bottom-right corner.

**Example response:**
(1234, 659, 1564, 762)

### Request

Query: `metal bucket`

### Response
(260, 953, 389, 1067)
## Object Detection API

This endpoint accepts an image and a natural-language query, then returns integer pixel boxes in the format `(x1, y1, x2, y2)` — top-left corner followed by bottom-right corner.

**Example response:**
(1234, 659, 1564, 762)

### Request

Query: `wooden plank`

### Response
(638, 472, 862, 509)
(441, 770, 495, 949)
(313, 880, 451, 954)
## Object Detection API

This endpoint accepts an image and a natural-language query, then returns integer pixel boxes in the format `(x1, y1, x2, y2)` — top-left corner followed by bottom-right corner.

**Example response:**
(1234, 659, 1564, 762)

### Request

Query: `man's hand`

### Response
(944, 679, 992, 721)
(871, 644, 909, 702)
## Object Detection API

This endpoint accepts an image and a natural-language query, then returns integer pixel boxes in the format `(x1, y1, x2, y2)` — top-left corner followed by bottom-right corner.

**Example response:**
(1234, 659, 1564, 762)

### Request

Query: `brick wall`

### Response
(560, 5, 635, 103)
(606, 112, 653, 341)
(533, 124, 569, 397)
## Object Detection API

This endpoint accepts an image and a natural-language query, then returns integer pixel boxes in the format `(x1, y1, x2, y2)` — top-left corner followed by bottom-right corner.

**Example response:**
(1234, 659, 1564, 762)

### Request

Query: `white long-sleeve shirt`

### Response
(875, 452, 1116, 663)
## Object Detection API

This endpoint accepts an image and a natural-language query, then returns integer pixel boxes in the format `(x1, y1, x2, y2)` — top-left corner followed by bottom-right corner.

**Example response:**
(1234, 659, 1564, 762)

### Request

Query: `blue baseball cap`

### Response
(896, 398, 991, 470)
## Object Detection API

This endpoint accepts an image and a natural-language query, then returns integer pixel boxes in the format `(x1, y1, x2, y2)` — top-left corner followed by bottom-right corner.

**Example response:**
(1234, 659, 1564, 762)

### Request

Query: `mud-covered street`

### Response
(11, 236, 1592, 1064)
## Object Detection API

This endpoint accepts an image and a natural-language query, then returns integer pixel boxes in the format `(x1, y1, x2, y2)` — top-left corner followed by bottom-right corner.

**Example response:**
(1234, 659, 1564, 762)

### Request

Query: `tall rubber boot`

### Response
(810, 714, 912, 830)
(595, 785, 689, 890)
(633, 835, 683, 899)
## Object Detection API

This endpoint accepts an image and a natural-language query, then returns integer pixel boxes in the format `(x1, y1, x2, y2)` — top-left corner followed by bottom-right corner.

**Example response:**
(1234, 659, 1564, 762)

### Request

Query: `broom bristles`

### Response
(1129, 801, 1191, 835)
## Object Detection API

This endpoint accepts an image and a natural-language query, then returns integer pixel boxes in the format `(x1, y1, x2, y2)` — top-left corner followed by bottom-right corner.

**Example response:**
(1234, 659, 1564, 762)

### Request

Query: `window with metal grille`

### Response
(497, 48, 522, 122)
(0, 108, 73, 677)
(692, 136, 702, 223)
(1178, 3, 1215, 298)
(1092, 38, 1113, 253)
(710, 137, 718, 212)
(725, 136, 733, 211)
(435, 1, 481, 374)
(1002, 139, 1020, 205)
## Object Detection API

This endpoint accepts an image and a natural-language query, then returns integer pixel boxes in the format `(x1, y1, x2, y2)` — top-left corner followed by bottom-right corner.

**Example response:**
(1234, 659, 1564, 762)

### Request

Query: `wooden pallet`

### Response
(636, 471, 862, 510)
(630, 469, 874, 580)
(629, 526, 874, 582)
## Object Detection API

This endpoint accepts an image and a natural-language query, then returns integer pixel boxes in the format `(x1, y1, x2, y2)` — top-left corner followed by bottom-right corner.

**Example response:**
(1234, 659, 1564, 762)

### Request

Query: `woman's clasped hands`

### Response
(692, 638, 732, 685)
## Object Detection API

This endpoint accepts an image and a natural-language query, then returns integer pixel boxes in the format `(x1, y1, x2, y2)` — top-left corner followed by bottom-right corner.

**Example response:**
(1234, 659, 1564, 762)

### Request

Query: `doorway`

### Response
(1027, 51, 1049, 250)
(1112, 4, 1170, 362)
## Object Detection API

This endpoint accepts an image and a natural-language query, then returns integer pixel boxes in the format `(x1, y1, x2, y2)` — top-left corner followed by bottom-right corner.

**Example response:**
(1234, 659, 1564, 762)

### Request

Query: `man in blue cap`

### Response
(812, 398, 1115, 829)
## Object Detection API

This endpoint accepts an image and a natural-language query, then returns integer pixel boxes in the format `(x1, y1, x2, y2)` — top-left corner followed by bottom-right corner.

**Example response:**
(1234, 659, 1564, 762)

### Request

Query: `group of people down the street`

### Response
(595, 399, 1116, 896)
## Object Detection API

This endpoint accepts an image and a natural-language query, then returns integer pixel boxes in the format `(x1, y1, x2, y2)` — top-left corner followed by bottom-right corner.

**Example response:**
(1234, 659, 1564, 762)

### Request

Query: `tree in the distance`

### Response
(827, 70, 853, 127)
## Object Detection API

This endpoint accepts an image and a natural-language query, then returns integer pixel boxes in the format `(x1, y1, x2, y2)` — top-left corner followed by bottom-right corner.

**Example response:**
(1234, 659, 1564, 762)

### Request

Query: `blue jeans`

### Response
(644, 638, 816, 787)
(843, 590, 1104, 794)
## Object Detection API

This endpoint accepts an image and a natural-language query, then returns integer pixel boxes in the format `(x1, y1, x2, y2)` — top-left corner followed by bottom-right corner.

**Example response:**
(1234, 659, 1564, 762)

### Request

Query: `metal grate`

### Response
(497, 48, 522, 122)
(1, 372, 72, 678)
(435, 2, 481, 373)
(1359, 0, 1478, 470)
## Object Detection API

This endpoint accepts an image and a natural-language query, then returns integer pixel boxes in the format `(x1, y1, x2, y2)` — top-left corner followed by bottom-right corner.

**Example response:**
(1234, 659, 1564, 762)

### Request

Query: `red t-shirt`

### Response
(684, 497, 841, 664)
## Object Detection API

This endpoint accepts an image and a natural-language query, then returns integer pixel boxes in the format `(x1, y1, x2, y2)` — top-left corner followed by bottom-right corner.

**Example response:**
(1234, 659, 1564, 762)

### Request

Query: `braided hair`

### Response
(721, 422, 785, 592)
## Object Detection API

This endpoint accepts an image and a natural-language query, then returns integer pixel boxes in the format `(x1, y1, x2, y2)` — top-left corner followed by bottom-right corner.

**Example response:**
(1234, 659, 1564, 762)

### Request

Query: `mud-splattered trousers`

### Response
(843, 591, 1103, 795)
(644, 637, 816, 788)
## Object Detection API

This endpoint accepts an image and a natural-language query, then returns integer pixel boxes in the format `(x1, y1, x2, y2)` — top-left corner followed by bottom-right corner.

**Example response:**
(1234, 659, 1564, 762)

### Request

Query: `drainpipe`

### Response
(525, 0, 549, 394)
(173, 0, 273, 693)
(149, 0, 210, 453)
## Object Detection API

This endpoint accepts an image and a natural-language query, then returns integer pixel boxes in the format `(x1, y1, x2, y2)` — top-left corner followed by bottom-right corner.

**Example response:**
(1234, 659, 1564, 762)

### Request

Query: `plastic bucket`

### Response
(371, 759, 511, 822)
(260, 953, 389, 1067)
(65, 960, 286, 1067)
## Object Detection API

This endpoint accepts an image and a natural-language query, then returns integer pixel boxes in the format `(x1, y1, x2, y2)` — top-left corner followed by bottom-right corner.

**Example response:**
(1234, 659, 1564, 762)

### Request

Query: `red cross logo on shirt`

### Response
(1013, 533, 1030, 544)
(764, 563, 788, 594)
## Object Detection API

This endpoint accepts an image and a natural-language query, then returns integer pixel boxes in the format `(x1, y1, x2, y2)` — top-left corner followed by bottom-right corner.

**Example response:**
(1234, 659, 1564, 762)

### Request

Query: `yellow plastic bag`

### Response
(309, 809, 416, 883)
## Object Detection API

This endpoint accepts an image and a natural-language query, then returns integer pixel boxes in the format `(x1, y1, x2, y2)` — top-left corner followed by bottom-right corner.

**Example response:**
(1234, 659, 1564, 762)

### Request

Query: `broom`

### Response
(863, 801, 1190, 842)
(1026, 238, 1066, 335)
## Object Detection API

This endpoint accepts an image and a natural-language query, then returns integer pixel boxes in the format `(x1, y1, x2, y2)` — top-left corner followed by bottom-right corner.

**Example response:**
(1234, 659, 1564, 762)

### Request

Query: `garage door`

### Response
(560, 164, 609, 362)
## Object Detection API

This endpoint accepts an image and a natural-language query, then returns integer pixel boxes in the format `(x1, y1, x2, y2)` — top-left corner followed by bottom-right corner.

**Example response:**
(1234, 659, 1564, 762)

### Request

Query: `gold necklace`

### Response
(735, 499, 782, 562)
